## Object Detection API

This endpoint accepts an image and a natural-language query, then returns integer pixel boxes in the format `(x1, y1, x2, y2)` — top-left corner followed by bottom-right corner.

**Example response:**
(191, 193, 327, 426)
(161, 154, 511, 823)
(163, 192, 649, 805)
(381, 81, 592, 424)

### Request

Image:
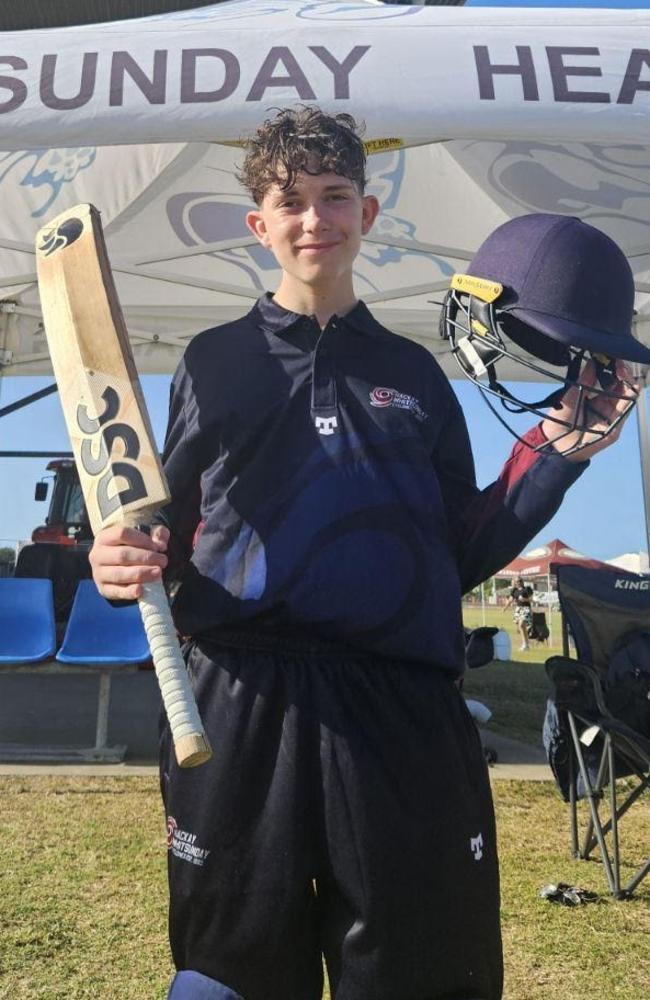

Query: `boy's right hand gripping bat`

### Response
(35, 203, 212, 768)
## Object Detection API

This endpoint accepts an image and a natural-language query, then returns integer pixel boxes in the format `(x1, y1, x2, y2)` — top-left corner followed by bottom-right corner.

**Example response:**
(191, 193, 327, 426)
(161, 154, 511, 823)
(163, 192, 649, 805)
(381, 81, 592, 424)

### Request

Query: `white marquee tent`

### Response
(2, 0, 650, 540)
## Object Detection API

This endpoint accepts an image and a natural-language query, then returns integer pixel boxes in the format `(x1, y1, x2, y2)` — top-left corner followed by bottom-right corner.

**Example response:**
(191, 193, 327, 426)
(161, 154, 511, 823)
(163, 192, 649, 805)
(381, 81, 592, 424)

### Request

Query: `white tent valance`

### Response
(1, 0, 650, 382)
(1, 2, 650, 149)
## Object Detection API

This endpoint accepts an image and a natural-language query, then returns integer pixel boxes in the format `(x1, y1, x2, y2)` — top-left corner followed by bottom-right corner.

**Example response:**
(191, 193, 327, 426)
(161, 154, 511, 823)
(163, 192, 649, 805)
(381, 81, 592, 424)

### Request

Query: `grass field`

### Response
(462, 604, 562, 746)
(1, 776, 649, 1000)
(462, 604, 564, 660)
(1, 609, 648, 999)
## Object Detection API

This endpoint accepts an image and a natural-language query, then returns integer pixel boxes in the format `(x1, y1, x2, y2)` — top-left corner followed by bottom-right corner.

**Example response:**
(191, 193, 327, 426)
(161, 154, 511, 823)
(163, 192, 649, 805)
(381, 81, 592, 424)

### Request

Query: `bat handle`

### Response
(138, 580, 212, 768)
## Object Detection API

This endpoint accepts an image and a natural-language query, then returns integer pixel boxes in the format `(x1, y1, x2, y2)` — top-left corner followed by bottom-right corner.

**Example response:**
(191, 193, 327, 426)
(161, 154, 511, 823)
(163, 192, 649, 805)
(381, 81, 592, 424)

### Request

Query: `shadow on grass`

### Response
(462, 659, 550, 747)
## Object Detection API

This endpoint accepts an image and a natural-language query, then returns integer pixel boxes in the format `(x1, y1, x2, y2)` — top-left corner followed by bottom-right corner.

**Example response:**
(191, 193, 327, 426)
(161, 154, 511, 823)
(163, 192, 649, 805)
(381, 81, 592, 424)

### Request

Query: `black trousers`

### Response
(159, 635, 503, 1000)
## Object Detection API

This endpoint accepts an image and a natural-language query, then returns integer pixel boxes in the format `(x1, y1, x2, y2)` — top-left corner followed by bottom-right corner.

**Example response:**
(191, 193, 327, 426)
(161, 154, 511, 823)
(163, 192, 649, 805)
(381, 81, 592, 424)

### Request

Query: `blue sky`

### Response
(0, 372, 647, 561)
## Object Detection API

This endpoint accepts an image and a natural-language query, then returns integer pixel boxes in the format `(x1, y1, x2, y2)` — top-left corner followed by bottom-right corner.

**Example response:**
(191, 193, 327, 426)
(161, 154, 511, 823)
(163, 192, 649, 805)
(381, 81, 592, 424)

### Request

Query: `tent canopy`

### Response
(2, 1, 650, 380)
(0, 0, 225, 32)
(496, 537, 615, 579)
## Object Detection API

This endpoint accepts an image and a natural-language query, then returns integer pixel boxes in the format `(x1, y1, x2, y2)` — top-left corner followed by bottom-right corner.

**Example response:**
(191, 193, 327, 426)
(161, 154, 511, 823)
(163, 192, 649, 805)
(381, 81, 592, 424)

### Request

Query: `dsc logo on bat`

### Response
(76, 382, 148, 523)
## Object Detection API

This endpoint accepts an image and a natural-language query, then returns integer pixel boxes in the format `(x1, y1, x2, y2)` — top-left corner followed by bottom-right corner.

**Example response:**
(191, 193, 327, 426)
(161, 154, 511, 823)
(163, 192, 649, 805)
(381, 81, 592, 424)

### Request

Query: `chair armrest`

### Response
(546, 655, 611, 719)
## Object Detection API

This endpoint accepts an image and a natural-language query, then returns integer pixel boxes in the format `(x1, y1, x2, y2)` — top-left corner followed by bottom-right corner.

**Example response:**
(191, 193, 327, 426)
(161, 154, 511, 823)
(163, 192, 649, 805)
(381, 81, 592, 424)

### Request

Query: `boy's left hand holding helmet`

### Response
(441, 213, 649, 462)
(542, 357, 639, 462)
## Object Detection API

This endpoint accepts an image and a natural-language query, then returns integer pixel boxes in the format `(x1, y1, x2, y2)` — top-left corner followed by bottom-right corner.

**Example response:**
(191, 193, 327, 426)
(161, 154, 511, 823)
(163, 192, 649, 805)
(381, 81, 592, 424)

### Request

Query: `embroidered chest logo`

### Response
(166, 816, 211, 866)
(369, 387, 428, 422)
(315, 415, 339, 436)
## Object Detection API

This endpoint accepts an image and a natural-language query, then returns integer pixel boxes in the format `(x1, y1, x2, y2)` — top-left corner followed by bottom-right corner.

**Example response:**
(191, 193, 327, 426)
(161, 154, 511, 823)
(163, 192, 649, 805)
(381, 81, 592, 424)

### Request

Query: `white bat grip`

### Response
(139, 580, 212, 767)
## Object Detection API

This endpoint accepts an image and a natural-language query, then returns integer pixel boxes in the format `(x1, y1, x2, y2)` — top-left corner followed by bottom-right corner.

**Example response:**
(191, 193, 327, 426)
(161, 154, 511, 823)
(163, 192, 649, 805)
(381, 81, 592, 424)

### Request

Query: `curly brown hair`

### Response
(238, 105, 367, 205)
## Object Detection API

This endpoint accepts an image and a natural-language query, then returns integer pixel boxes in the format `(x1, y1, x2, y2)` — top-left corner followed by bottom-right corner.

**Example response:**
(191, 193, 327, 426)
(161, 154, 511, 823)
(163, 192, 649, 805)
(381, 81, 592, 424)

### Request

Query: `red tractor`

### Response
(32, 459, 93, 546)
(15, 460, 93, 632)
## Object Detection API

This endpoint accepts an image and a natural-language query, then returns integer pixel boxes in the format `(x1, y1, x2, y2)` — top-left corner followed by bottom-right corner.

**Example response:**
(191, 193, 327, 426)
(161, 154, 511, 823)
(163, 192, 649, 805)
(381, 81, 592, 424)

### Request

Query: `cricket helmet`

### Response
(440, 213, 648, 454)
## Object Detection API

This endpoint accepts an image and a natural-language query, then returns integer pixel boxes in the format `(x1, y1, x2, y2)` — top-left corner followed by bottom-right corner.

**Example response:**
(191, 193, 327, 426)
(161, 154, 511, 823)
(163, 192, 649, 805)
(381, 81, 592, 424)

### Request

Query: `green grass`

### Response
(462, 658, 550, 746)
(462, 603, 563, 746)
(463, 603, 565, 661)
(495, 781, 650, 999)
(1, 777, 649, 999)
(0, 778, 172, 1000)
(0, 603, 643, 999)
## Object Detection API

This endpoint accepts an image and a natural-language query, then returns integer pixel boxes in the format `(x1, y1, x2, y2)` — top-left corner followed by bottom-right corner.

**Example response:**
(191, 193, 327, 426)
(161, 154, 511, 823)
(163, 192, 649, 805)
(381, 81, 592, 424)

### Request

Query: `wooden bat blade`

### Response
(35, 203, 211, 769)
(35, 203, 168, 534)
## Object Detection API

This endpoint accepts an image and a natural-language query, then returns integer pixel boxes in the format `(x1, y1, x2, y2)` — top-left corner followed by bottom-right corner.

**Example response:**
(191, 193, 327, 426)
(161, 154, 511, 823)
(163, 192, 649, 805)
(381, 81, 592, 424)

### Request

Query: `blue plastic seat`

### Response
(57, 579, 150, 664)
(0, 578, 56, 663)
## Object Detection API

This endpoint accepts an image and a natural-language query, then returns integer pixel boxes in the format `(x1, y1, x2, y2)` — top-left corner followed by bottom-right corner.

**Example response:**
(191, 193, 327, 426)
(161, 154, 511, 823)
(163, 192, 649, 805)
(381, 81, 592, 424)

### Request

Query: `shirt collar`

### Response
(252, 292, 385, 339)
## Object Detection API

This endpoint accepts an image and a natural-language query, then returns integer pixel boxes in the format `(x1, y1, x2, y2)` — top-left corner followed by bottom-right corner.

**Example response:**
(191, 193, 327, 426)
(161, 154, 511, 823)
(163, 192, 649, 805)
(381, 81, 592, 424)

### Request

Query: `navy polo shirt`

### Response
(160, 294, 585, 673)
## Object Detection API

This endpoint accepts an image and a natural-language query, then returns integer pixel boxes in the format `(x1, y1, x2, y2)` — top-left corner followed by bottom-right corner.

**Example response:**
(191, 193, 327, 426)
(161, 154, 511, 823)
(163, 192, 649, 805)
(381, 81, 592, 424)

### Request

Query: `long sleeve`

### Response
(156, 359, 204, 586)
(434, 392, 588, 594)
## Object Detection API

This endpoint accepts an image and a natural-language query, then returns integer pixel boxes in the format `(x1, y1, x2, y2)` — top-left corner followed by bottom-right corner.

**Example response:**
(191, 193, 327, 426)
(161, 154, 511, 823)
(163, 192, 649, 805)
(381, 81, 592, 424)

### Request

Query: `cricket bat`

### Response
(35, 203, 211, 768)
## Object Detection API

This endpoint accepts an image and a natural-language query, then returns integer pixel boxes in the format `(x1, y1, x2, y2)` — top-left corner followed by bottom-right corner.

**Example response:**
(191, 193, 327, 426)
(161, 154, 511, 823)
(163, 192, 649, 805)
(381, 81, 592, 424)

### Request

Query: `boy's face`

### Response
(245, 170, 379, 292)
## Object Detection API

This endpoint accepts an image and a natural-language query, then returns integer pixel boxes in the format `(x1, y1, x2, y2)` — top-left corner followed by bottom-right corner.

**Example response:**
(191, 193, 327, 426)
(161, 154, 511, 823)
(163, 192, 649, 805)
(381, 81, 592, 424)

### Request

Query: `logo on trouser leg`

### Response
(470, 833, 484, 861)
(166, 815, 211, 866)
(314, 415, 338, 435)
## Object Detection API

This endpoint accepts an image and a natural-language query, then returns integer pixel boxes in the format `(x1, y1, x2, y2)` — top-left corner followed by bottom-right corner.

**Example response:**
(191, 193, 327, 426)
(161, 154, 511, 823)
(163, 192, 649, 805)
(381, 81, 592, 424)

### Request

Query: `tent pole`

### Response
(634, 372, 650, 557)
(480, 581, 486, 626)
(547, 568, 553, 647)
(0, 383, 58, 419)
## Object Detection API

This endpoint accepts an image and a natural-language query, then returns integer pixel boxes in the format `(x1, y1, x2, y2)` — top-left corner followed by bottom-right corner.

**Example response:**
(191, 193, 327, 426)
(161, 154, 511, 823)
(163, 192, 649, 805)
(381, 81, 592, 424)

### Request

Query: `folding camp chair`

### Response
(544, 564, 650, 898)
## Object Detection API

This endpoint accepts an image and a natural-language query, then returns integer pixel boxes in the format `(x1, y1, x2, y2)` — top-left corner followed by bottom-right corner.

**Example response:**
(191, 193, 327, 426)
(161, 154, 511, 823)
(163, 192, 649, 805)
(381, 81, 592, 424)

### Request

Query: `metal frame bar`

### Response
(558, 600, 650, 897)
(0, 451, 73, 458)
(0, 382, 57, 419)
(568, 715, 650, 897)
(0, 660, 137, 763)
(634, 370, 650, 555)
(567, 713, 620, 896)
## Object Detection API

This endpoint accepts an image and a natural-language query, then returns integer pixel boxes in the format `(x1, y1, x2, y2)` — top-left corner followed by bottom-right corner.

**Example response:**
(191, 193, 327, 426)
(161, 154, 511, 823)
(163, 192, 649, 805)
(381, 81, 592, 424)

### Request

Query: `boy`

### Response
(89, 107, 634, 1000)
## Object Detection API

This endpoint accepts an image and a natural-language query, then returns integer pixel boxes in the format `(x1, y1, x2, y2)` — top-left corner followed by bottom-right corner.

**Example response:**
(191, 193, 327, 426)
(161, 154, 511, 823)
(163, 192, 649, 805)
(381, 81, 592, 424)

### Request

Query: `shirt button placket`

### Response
(311, 320, 339, 437)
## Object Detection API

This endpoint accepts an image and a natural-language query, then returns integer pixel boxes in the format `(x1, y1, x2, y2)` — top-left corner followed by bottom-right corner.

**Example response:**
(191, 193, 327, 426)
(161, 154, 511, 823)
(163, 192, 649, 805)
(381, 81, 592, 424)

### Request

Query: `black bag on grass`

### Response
(528, 612, 550, 642)
(464, 626, 498, 669)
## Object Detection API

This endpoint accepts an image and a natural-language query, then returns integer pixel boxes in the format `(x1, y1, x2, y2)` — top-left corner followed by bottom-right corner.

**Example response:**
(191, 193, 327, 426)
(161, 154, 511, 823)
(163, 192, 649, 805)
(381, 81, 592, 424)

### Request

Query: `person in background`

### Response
(503, 576, 534, 651)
